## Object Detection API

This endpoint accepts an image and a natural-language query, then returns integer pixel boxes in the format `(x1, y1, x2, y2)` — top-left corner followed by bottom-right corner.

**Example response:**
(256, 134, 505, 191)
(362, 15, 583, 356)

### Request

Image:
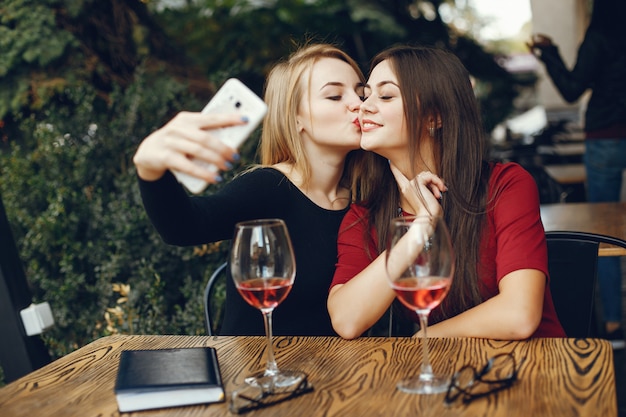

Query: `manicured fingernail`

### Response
(225, 162, 233, 170)
(215, 175, 223, 182)
(241, 116, 249, 122)
(232, 153, 240, 161)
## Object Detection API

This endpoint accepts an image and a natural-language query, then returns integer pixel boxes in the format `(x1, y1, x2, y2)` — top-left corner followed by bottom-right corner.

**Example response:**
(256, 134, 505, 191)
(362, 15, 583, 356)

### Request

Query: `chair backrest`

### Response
(203, 262, 228, 336)
(545, 231, 626, 338)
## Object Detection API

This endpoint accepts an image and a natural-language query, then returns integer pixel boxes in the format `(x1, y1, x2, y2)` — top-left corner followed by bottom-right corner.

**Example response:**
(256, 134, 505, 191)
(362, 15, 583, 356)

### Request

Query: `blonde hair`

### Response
(259, 44, 365, 188)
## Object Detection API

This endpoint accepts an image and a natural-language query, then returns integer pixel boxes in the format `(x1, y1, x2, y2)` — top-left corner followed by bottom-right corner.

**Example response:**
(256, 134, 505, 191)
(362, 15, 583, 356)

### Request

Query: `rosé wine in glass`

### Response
(385, 215, 455, 394)
(391, 277, 451, 311)
(236, 278, 293, 310)
(230, 219, 305, 392)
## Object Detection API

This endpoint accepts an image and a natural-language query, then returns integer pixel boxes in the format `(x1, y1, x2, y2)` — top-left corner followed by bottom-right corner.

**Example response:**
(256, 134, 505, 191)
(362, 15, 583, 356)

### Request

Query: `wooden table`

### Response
(0, 335, 617, 417)
(541, 201, 626, 256)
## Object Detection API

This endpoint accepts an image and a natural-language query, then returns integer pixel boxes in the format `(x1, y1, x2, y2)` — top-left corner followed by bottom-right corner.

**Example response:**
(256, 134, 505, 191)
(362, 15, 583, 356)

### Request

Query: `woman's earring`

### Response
(428, 126, 435, 137)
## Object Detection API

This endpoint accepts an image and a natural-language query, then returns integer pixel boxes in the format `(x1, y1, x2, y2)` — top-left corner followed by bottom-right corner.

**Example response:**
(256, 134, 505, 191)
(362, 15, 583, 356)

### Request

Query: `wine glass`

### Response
(385, 215, 455, 394)
(230, 218, 306, 391)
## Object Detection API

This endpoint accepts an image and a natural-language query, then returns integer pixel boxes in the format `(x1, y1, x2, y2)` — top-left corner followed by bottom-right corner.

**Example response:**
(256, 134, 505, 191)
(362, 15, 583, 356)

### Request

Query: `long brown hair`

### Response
(354, 45, 491, 320)
(259, 43, 366, 189)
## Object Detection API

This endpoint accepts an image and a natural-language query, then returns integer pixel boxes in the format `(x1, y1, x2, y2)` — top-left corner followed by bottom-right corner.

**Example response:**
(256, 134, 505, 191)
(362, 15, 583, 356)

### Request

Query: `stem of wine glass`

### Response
(417, 311, 434, 379)
(261, 309, 278, 376)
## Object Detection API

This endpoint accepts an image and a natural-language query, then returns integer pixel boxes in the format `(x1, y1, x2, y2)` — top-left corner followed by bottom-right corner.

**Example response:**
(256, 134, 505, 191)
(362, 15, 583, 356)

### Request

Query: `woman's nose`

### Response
(346, 91, 363, 112)
(359, 97, 374, 114)
(348, 99, 361, 112)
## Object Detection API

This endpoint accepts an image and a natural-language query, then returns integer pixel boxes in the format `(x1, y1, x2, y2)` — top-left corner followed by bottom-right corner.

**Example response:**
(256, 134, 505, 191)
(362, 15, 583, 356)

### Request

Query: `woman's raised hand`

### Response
(133, 111, 248, 182)
(526, 33, 554, 56)
(390, 163, 446, 217)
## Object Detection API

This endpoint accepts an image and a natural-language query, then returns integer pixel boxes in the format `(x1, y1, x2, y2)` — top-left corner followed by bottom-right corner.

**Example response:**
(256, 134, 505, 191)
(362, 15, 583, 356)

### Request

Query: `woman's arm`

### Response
(329, 171, 446, 339)
(327, 205, 397, 339)
(528, 32, 603, 103)
(419, 269, 546, 339)
(134, 111, 253, 246)
(328, 254, 397, 340)
(138, 168, 288, 246)
(422, 164, 549, 339)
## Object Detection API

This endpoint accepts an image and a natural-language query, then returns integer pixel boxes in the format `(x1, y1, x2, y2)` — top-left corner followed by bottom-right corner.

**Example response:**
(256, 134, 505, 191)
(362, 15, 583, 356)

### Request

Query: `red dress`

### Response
(331, 162, 566, 338)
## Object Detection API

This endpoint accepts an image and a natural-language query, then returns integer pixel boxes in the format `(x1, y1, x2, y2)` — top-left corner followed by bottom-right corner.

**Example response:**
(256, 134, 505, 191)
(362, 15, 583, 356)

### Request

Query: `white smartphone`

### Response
(172, 78, 268, 194)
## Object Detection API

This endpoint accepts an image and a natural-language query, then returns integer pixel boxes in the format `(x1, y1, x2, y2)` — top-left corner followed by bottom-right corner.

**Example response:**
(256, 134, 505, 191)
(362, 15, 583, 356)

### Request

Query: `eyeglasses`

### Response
(444, 352, 521, 406)
(229, 374, 314, 414)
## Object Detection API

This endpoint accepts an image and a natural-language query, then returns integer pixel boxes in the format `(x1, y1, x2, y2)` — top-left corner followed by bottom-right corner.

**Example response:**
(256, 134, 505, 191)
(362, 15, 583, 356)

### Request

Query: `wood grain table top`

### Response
(0, 335, 617, 417)
(541, 201, 626, 256)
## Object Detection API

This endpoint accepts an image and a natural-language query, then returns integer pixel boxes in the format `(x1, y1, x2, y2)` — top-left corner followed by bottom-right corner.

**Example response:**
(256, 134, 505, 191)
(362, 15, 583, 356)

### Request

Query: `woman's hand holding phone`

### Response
(133, 79, 267, 194)
(133, 111, 247, 184)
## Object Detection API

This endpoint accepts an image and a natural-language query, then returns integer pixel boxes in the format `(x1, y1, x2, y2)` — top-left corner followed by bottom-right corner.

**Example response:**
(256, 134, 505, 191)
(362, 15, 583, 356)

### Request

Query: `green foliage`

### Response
(0, 62, 230, 357)
(0, 0, 79, 117)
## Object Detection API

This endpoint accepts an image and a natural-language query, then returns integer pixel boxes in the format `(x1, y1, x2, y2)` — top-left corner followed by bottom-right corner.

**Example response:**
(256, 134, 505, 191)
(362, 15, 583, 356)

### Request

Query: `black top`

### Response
(537, 30, 626, 132)
(138, 168, 348, 335)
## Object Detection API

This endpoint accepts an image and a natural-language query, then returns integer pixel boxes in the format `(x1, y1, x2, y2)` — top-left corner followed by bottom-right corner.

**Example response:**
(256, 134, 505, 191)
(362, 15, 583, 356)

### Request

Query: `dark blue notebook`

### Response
(114, 347, 225, 412)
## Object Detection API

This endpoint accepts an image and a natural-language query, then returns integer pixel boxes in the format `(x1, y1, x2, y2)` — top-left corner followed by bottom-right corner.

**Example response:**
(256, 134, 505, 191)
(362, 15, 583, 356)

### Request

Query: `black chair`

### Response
(203, 262, 228, 336)
(545, 231, 626, 338)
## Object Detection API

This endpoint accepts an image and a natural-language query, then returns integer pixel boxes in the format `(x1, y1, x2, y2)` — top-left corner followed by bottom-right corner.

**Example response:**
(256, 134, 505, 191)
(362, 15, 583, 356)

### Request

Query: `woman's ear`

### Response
(428, 114, 443, 130)
(295, 117, 304, 133)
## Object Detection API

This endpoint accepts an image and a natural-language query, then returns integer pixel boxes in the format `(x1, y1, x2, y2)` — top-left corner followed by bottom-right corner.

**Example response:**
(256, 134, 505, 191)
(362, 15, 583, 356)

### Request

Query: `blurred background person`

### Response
(527, 0, 626, 349)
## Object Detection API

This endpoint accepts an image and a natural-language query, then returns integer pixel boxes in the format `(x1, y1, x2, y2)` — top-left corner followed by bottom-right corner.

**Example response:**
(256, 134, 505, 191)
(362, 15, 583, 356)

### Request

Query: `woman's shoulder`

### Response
(488, 161, 538, 197)
(346, 202, 369, 218)
(218, 167, 296, 203)
(233, 166, 291, 185)
(239, 165, 285, 177)
(338, 203, 372, 232)
(489, 161, 532, 180)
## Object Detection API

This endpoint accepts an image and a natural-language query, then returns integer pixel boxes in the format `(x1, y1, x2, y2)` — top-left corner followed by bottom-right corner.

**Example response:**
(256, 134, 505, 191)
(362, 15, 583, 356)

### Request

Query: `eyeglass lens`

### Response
(445, 353, 518, 405)
(229, 377, 313, 414)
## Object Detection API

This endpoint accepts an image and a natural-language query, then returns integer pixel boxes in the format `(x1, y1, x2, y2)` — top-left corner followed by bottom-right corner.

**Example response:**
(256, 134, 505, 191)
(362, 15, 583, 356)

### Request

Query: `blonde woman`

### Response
(134, 44, 366, 335)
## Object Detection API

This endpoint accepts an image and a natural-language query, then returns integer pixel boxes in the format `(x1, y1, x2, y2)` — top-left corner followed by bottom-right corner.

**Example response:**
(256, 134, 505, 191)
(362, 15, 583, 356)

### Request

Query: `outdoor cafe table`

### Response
(541, 201, 626, 257)
(0, 334, 616, 417)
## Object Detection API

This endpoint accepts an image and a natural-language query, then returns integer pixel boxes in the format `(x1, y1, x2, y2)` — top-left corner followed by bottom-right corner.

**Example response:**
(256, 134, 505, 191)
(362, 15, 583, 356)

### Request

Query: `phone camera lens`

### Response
(235, 101, 242, 108)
